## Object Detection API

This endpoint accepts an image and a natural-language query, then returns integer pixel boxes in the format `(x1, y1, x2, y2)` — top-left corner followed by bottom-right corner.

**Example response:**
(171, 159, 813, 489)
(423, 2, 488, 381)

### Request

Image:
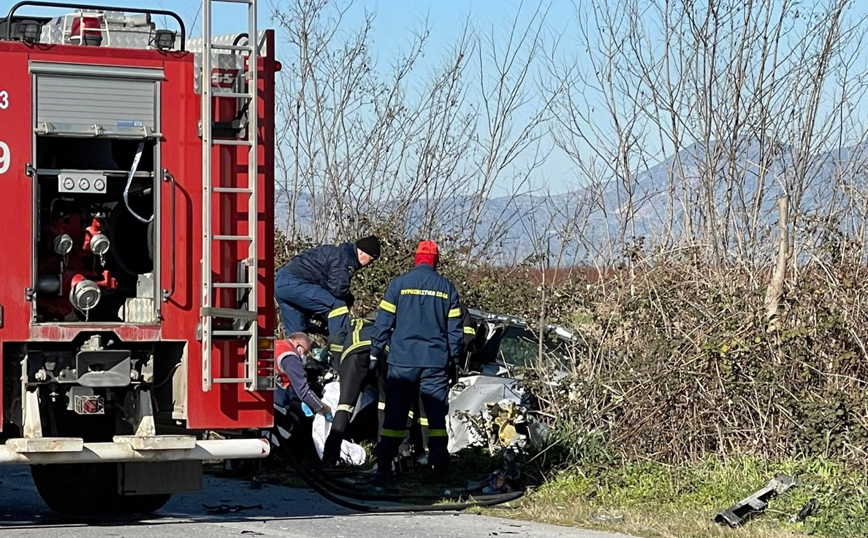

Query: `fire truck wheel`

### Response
(115, 493, 172, 515)
(30, 463, 170, 515)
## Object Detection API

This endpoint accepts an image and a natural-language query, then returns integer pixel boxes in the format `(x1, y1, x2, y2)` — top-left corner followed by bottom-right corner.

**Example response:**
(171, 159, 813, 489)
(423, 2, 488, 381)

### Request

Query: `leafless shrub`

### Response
(270, 0, 553, 259)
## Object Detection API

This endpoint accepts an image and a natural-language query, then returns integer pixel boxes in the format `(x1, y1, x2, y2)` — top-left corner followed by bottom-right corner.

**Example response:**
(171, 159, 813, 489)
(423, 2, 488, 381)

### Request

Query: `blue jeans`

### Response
(274, 267, 350, 339)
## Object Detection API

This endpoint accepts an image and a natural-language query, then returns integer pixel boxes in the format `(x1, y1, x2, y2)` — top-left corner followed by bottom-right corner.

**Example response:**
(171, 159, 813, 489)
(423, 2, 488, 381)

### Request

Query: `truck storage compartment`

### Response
(33, 137, 159, 323)
(29, 61, 163, 324)
(31, 62, 162, 138)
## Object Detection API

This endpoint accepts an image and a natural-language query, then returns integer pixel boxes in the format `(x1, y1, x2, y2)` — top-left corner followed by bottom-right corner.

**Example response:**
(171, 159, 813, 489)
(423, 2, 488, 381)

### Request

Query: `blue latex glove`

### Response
(302, 402, 333, 422)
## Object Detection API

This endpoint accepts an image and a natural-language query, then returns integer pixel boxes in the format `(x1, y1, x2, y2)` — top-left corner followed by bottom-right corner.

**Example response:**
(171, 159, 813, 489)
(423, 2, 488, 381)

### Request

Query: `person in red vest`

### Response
(272, 333, 332, 460)
(275, 333, 331, 418)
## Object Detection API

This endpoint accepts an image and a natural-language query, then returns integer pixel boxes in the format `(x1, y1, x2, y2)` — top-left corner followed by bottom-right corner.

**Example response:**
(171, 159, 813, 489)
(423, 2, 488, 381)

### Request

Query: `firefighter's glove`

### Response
(369, 354, 378, 371)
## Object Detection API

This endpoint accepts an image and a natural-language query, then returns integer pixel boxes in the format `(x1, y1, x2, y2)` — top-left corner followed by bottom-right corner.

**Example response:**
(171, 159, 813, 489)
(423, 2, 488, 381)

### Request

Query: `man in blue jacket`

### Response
(370, 240, 464, 483)
(275, 236, 380, 341)
(409, 305, 483, 462)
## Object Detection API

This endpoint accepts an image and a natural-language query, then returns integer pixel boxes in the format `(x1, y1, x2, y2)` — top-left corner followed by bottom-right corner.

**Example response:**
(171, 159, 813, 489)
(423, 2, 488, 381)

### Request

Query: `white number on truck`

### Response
(0, 91, 8, 110)
(0, 142, 9, 175)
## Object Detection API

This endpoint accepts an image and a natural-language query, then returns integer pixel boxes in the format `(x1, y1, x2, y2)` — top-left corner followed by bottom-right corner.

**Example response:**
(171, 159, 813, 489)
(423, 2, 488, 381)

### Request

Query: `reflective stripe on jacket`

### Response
(370, 264, 463, 368)
(329, 318, 390, 364)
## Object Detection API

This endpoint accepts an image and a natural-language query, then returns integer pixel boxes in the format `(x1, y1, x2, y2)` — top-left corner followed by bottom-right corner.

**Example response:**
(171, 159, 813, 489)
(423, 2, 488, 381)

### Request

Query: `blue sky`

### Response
(7, 1, 868, 199)
(1, 0, 579, 195)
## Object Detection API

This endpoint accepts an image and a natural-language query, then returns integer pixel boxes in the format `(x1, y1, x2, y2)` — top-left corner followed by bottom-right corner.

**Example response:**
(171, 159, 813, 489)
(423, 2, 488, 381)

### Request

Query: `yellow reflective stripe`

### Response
(381, 428, 405, 438)
(463, 326, 476, 335)
(330, 344, 344, 352)
(337, 404, 355, 413)
(329, 306, 349, 318)
(448, 308, 461, 318)
(418, 417, 429, 426)
(351, 318, 365, 345)
(352, 322, 362, 345)
(379, 300, 396, 313)
(340, 340, 372, 362)
(377, 402, 386, 410)
(408, 411, 415, 419)
(428, 429, 447, 437)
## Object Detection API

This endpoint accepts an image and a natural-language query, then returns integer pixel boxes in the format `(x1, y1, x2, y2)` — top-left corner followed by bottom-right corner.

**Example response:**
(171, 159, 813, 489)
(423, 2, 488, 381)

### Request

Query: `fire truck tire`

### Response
(115, 493, 172, 515)
(30, 463, 170, 515)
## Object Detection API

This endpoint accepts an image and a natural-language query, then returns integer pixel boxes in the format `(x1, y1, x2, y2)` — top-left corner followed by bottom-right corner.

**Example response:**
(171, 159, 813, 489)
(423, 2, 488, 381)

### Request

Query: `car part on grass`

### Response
(790, 498, 819, 523)
(714, 474, 798, 527)
(591, 513, 625, 523)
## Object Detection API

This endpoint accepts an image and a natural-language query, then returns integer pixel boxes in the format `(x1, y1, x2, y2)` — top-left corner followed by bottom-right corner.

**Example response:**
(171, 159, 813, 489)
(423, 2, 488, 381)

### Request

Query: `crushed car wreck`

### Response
(273, 308, 568, 466)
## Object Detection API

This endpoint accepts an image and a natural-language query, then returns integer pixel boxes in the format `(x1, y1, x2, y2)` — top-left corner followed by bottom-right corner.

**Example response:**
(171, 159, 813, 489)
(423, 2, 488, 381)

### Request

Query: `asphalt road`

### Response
(0, 465, 633, 538)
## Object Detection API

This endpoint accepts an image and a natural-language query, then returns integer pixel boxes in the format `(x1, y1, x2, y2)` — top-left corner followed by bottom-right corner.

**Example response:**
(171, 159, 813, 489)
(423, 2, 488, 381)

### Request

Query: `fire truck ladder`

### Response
(200, 0, 264, 392)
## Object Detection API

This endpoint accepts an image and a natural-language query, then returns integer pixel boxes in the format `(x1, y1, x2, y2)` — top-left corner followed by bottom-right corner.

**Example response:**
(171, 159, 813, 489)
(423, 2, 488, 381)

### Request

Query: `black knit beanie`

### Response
(355, 235, 381, 258)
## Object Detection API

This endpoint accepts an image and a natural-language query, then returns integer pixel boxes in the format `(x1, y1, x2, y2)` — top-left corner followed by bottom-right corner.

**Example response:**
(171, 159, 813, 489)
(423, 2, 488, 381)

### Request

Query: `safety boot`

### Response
(368, 461, 395, 487)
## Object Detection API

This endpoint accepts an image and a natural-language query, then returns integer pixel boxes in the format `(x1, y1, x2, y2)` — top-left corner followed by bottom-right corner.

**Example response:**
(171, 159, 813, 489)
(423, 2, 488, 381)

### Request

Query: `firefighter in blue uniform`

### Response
(274, 236, 380, 342)
(320, 317, 387, 467)
(411, 305, 481, 460)
(370, 240, 464, 482)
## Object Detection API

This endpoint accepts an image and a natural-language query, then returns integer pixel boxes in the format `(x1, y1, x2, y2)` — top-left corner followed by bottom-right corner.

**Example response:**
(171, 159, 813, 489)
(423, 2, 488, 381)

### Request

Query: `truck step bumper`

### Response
(0, 436, 270, 464)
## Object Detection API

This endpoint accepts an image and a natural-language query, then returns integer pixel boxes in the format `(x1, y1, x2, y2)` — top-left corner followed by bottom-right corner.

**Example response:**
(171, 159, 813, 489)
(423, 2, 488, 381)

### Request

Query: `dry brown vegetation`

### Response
(267, 0, 868, 534)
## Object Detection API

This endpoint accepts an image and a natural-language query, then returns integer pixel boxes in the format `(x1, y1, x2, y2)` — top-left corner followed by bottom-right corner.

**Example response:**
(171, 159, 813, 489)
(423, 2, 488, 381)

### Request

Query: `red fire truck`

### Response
(0, 1, 278, 514)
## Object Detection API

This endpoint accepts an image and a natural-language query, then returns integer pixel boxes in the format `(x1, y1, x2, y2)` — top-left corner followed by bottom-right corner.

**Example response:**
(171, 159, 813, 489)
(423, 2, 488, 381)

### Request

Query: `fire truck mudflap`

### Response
(0, 0, 278, 515)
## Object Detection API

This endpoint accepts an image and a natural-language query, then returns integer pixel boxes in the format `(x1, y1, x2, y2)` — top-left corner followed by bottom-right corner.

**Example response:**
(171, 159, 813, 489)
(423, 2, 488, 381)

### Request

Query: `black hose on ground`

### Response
(283, 453, 524, 513)
(305, 461, 485, 502)
(306, 462, 524, 505)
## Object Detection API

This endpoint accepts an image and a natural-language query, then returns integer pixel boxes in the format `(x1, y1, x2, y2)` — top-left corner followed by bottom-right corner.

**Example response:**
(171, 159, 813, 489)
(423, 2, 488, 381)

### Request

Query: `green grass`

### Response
(486, 455, 868, 538)
(208, 446, 867, 537)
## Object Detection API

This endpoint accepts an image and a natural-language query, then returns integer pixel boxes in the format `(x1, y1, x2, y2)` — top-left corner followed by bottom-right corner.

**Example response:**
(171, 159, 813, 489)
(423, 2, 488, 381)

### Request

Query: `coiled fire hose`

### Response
(281, 451, 524, 513)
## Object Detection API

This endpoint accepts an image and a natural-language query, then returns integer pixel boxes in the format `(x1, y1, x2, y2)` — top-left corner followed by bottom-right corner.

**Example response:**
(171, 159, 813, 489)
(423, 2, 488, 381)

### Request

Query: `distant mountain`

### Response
(275, 139, 868, 263)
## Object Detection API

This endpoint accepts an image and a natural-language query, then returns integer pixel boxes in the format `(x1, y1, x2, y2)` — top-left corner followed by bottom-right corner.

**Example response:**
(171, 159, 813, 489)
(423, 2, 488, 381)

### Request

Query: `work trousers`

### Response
(274, 267, 349, 339)
(411, 397, 429, 457)
(376, 364, 449, 467)
(322, 350, 383, 463)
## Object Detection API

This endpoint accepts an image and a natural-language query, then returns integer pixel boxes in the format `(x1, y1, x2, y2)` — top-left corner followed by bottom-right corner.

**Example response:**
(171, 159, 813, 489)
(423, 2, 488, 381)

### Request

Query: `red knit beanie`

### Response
(414, 240, 439, 268)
